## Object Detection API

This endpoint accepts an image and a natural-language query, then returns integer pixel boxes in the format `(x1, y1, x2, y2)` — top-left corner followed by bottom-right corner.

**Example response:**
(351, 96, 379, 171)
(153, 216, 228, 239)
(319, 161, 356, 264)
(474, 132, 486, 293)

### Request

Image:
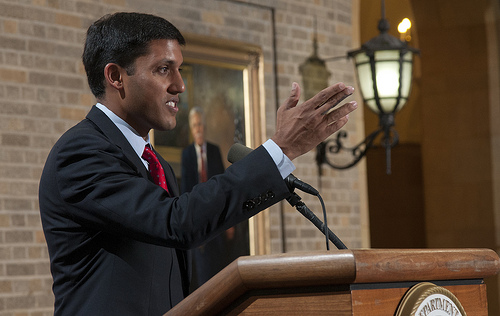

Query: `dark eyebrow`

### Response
(160, 58, 182, 66)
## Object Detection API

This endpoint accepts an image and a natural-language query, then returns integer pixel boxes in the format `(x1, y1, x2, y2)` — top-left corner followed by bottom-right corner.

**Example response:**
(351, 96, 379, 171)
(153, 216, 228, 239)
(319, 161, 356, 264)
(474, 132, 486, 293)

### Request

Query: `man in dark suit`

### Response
(38, 12, 357, 316)
(181, 107, 248, 290)
(181, 107, 225, 193)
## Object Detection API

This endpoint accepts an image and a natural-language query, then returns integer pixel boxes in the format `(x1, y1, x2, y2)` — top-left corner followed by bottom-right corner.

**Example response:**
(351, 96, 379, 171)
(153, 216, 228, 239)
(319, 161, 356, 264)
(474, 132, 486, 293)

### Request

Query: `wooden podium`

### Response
(165, 249, 500, 315)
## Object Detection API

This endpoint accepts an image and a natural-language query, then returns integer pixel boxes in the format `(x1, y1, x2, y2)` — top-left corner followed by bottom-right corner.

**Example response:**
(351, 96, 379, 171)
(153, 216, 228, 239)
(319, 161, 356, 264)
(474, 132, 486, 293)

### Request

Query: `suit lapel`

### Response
(86, 106, 150, 179)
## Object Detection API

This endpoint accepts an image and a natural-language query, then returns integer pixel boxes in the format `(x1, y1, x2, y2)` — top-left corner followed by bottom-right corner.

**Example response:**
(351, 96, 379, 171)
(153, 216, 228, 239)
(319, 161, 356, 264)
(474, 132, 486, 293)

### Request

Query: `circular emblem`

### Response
(395, 282, 467, 316)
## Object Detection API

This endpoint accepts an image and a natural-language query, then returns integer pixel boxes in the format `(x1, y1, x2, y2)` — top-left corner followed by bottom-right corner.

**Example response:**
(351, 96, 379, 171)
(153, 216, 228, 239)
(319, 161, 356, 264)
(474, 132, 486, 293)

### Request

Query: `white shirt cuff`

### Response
(262, 139, 295, 179)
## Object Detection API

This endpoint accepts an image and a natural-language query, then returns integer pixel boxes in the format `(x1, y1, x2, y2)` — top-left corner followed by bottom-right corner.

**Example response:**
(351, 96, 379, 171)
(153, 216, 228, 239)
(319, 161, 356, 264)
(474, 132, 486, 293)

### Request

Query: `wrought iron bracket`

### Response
(316, 121, 399, 174)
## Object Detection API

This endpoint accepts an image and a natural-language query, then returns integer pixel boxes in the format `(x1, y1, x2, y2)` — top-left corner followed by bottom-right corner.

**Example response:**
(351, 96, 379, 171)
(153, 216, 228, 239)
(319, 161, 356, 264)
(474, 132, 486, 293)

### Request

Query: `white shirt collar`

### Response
(95, 103, 149, 166)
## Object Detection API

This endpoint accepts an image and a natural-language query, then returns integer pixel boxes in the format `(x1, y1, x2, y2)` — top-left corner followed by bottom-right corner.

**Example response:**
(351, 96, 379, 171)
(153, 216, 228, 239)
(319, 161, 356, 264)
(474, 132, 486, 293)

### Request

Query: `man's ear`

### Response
(103, 63, 124, 91)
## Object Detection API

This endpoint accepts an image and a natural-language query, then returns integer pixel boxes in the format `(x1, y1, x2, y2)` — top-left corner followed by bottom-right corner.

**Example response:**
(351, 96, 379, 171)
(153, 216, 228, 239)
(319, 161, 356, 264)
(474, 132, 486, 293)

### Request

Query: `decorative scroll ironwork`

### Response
(316, 113, 399, 174)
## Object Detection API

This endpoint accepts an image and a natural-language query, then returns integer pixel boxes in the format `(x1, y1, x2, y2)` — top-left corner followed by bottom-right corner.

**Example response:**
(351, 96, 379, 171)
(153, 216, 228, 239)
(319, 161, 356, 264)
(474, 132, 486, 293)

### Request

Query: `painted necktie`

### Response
(142, 144, 169, 194)
(200, 145, 207, 183)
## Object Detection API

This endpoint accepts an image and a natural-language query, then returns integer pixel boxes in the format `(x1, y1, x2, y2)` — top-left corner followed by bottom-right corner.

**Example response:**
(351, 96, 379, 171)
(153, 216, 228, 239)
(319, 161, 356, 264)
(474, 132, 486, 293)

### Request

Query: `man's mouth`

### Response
(166, 100, 177, 109)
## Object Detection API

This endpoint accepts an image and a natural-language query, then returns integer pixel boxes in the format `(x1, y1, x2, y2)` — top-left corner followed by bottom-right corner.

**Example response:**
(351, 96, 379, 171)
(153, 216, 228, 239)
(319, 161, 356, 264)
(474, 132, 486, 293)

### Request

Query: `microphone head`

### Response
(227, 143, 253, 163)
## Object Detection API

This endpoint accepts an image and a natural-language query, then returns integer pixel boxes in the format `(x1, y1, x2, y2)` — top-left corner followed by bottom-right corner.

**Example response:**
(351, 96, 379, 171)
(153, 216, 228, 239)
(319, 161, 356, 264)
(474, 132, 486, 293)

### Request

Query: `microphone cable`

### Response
(317, 193, 330, 250)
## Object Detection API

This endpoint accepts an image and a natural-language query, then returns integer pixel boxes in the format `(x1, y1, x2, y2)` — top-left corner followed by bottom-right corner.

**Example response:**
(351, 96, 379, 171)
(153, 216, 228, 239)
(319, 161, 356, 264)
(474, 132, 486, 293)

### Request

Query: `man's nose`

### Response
(168, 71, 185, 94)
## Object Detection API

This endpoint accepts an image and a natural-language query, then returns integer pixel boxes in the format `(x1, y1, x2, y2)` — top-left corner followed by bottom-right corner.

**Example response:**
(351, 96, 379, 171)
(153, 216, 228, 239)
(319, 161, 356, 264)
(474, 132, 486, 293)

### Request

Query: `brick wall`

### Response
(0, 0, 367, 314)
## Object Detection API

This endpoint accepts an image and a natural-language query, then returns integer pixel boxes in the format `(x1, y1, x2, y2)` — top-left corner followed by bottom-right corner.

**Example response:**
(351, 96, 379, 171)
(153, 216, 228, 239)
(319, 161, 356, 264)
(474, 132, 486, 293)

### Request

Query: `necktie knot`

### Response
(142, 145, 169, 193)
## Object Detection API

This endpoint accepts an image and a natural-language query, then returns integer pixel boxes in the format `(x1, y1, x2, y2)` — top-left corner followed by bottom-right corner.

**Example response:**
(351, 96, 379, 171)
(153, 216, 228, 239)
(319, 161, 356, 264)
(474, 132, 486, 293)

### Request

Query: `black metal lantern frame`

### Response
(316, 0, 419, 174)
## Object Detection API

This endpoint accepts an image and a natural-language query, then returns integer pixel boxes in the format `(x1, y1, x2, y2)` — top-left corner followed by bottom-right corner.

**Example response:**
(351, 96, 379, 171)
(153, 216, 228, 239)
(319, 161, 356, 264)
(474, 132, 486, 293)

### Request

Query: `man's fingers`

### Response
(325, 115, 349, 135)
(310, 82, 348, 109)
(281, 82, 301, 110)
(325, 101, 358, 126)
(318, 86, 355, 114)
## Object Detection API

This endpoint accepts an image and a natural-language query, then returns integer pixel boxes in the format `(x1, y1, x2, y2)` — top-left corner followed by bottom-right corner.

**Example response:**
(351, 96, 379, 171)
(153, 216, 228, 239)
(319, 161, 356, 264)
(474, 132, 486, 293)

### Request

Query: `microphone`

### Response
(285, 174, 318, 196)
(227, 143, 318, 195)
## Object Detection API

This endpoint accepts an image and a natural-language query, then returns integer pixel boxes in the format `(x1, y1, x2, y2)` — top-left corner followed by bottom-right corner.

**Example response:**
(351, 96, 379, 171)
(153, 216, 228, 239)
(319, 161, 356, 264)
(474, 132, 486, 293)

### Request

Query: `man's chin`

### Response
(155, 121, 176, 132)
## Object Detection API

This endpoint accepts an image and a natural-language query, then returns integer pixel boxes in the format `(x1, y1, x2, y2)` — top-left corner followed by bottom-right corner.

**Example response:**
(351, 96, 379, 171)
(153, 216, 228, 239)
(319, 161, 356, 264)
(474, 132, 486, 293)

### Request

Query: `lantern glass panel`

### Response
(355, 52, 370, 63)
(366, 99, 378, 113)
(400, 53, 414, 99)
(375, 60, 400, 97)
(374, 50, 400, 61)
(403, 51, 413, 61)
(355, 60, 374, 100)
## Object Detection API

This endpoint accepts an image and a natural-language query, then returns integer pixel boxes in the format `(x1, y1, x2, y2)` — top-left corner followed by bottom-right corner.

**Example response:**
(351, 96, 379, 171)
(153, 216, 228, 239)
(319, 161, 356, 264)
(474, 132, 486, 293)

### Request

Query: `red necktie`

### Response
(142, 145, 169, 194)
(200, 146, 207, 183)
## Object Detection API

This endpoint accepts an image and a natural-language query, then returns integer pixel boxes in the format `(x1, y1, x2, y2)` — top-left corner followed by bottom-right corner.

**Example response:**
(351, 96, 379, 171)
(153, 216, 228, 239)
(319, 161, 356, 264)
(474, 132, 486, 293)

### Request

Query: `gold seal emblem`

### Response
(395, 282, 467, 316)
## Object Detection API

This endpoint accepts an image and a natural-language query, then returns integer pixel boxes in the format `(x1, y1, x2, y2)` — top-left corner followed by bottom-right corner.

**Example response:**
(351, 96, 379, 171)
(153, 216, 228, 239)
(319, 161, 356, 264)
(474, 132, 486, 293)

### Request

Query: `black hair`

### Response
(82, 12, 186, 99)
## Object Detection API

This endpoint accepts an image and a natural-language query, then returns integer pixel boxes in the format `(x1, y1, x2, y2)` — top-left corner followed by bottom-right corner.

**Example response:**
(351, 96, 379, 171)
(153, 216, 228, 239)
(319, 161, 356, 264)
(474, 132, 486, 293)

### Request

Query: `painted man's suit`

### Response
(180, 142, 225, 194)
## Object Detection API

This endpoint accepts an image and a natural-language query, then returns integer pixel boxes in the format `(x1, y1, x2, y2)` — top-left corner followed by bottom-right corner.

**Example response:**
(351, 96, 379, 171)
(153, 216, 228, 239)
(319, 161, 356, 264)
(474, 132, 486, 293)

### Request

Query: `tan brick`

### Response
(27, 40, 55, 55)
(29, 72, 56, 86)
(11, 215, 26, 227)
(54, 42, 81, 58)
(1, 165, 32, 179)
(202, 12, 224, 25)
(27, 214, 41, 227)
(28, 246, 43, 259)
(5, 230, 34, 243)
(13, 247, 27, 259)
(36, 292, 56, 308)
(5, 85, 21, 99)
(0, 3, 23, 19)
(0, 246, 11, 260)
(31, 104, 58, 118)
(0, 68, 27, 83)
(80, 93, 94, 106)
(4, 117, 23, 131)
(3, 20, 18, 34)
(103, 0, 126, 5)
(6, 263, 35, 276)
(66, 92, 79, 104)
(0, 214, 10, 227)
(32, 0, 47, 6)
(57, 75, 84, 90)
(1, 134, 30, 147)
(55, 12, 82, 28)
(47, 0, 61, 8)
(5, 294, 36, 309)
(59, 106, 86, 121)
(0, 280, 12, 293)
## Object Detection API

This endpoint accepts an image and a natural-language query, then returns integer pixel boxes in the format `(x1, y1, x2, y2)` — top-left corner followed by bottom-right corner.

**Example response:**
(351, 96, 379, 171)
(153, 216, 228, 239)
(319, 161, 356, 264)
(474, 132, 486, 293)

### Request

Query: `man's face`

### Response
(190, 113, 205, 146)
(121, 39, 185, 137)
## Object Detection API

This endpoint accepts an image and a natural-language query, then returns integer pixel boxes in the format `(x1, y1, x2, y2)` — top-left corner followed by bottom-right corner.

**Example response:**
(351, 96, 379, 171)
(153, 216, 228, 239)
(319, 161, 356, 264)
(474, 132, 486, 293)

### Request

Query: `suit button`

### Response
(243, 200, 256, 210)
(266, 191, 275, 199)
(253, 196, 262, 206)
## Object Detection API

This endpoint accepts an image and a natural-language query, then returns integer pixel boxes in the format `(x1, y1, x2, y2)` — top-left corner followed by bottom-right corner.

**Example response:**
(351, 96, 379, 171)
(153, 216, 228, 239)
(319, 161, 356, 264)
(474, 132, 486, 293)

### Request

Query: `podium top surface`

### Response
(165, 248, 500, 315)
